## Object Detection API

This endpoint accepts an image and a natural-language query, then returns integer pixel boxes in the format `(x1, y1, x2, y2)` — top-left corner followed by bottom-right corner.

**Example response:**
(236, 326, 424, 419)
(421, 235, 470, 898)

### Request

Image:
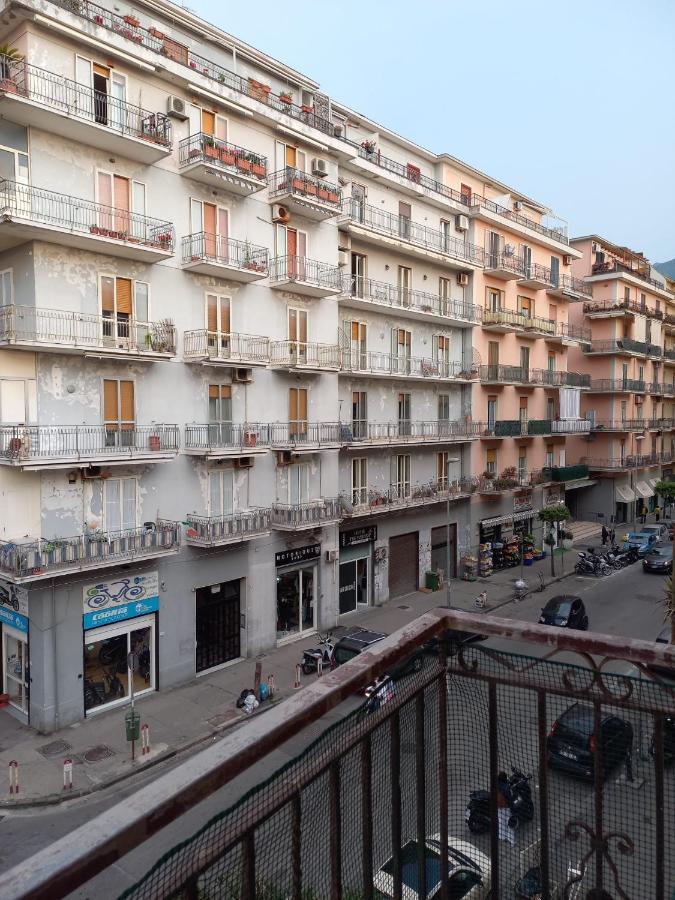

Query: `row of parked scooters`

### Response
(574, 543, 639, 576)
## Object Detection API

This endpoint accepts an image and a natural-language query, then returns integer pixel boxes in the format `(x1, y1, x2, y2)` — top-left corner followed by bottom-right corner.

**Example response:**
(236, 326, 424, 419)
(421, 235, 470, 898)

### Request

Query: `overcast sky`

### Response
(184, 0, 675, 263)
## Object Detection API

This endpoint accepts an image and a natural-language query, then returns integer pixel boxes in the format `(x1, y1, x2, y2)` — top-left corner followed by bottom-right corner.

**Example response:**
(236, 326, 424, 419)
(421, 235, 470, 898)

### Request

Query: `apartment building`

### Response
(0, 0, 584, 731)
(566, 236, 675, 524)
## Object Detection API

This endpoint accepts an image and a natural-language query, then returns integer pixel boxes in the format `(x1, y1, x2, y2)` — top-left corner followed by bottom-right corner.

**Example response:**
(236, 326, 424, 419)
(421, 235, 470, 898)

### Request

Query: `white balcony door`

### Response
(206, 293, 231, 356)
(288, 308, 308, 363)
(391, 328, 411, 374)
(104, 477, 137, 533)
(392, 454, 411, 498)
(352, 457, 368, 506)
(209, 470, 233, 518)
(96, 172, 146, 238)
(289, 463, 310, 505)
(277, 225, 307, 279)
(275, 141, 306, 174)
(0, 143, 29, 217)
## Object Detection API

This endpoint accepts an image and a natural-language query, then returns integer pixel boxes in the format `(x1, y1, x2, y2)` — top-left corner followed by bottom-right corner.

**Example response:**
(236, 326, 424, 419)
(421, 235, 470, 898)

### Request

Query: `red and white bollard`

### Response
(141, 723, 151, 756)
(294, 664, 302, 689)
(267, 674, 275, 698)
(63, 758, 73, 791)
(317, 657, 323, 678)
(8, 760, 18, 795)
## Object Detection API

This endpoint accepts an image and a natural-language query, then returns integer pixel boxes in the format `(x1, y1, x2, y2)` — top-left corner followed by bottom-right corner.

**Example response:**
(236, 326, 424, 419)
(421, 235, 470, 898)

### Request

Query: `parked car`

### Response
(643, 543, 673, 573)
(623, 531, 659, 557)
(646, 625, 675, 681)
(650, 715, 675, 766)
(538, 595, 588, 630)
(640, 523, 670, 542)
(547, 702, 633, 779)
(373, 835, 491, 899)
(333, 628, 424, 692)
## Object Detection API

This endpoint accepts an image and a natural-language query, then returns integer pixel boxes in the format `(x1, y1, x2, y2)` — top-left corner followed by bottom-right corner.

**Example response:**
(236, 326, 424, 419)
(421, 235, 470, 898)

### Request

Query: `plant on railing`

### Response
(149, 319, 174, 353)
(361, 139, 376, 155)
(279, 92, 293, 105)
(0, 45, 23, 93)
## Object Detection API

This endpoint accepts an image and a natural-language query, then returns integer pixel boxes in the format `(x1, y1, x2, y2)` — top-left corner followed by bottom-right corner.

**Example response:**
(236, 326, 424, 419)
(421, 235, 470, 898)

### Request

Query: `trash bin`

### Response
(425, 571, 440, 591)
(125, 709, 141, 742)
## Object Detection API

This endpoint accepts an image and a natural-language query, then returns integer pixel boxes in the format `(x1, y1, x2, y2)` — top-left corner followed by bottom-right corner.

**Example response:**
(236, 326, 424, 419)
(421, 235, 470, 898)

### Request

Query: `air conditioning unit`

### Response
(234, 457, 254, 469)
(276, 450, 294, 466)
(338, 249, 350, 268)
(563, 254, 573, 266)
(272, 204, 290, 224)
(166, 96, 188, 120)
(233, 368, 253, 384)
(81, 466, 102, 479)
(325, 549, 339, 563)
(514, 201, 523, 211)
(311, 157, 328, 177)
(457, 272, 469, 286)
(338, 234, 352, 253)
(455, 214, 469, 232)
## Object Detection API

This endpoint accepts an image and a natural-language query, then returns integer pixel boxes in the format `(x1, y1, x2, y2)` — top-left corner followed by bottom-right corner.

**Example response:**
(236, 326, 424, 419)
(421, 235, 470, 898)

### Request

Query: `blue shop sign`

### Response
(0, 605, 28, 633)
(83, 596, 159, 631)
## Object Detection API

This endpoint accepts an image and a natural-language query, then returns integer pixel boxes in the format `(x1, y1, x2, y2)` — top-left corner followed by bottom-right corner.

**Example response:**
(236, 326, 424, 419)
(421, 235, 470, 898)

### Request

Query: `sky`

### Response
(182, 0, 675, 263)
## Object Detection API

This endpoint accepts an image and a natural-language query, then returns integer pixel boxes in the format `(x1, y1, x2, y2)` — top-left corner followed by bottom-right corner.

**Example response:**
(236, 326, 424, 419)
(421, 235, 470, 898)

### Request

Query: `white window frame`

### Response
(0, 268, 13, 306)
(208, 468, 234, 518)
(289, 462, 310, 505)
(103, 476, 138, 532)
(351, 457, 368, 506)
(0, 377, 37, 424)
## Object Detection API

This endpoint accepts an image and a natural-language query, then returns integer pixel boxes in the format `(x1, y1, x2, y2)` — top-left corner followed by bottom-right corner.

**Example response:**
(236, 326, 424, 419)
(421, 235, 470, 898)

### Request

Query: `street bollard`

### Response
(141, 723, 151, 756)
(8, 760, 18, 795)
(267, 673, 275, 698)
(63, 758, 73, 791)
(317, 657, 323, 678)
(294, 664, 302, 689)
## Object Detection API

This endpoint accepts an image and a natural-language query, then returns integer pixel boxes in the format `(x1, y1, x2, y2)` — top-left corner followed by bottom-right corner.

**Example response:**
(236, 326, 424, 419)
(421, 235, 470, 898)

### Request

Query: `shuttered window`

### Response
(103, 379, 135, 428)
(206, 294, 230, 334)
(486, 448, 496, 475)
(116, 278, 132, 315)
(289, 388, 307, 436)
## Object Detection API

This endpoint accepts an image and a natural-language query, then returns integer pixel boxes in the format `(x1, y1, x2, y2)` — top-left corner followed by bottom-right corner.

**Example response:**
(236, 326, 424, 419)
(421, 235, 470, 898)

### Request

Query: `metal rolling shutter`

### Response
(388, 532, 418, 598)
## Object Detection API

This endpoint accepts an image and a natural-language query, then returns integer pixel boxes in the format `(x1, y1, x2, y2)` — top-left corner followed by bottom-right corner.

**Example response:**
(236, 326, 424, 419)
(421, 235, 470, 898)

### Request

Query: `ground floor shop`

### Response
(570, 471, 663, 526)
(338, 525, 377, 615)
(1, 600, 29, 720)
(275, 544, 320, 643)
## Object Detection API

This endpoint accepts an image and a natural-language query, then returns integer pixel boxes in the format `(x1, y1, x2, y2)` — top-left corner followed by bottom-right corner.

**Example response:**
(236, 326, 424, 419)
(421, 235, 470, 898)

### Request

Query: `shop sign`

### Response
(0, 605, 28, 633)
(0, 578, 28, 617)
(82, 571, 160, 630)
(513, 491, 533, 512)
(544, 486, 564, 507)
(275, 544, 321, 567)
(340, 526, 377, 549)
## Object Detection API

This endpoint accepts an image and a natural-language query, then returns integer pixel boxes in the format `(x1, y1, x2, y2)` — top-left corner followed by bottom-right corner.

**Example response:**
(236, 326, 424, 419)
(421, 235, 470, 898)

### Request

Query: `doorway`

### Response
(2, 624, 28, 715)
(339, 557, 370, 614)
(195, 580, 241, 673)
(431, 524, 456, 579)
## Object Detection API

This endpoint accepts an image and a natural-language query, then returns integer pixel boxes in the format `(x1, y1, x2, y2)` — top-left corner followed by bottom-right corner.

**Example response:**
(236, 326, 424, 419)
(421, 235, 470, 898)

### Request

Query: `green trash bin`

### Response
(425, 571, 440, 592)
(125, 709, 141, 742)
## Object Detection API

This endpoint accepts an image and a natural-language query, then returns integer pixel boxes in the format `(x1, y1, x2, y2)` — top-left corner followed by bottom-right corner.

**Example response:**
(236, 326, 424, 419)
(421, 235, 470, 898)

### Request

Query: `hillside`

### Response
(655, 258, 675, 279)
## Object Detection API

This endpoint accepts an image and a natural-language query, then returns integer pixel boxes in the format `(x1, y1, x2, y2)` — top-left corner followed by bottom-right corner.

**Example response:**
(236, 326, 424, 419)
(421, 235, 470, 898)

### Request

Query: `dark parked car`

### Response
(547, 702, 633, 779)
(333, 628, 423, 688)
(538, 595, 588, 630)
(650, 715, 675, 766)
(642, 543, 673, 573)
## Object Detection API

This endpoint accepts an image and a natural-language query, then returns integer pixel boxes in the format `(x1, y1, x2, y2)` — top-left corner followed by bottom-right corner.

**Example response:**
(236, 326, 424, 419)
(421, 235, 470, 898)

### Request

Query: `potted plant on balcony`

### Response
(561, 529, 574, 550)
(243, 427, 258, 448)
(123, 13, 140, 26)
(279, 92, 293, 106)
(150, 318, 174, 353)
(317, 181, 330, 201)
(236, 153, 252, 173)
(94, 14, 104, 24)
(0, 45, 23, 94)
(361, 139, 376, 158)
(203, 136, 219, 160)
(220, 145, 236, 166)
(251, 157, 266, 178)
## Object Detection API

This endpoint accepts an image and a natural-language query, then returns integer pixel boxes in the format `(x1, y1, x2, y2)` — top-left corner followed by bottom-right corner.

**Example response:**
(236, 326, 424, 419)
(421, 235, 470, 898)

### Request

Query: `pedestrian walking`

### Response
(601, 525, 608, 546)
(497, 771, 516, 847)
(655, 505, 661, 522)
(609, 527, 616, 546)
(641, 505, 647, 525)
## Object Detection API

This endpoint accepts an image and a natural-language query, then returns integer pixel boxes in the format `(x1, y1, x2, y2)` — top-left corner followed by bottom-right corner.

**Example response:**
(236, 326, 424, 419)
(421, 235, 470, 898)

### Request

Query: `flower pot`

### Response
(149, 435, 161, 451)
(306, 183, 318, 196)
(318, 188, 329, 201)
(221, 150, 236, 166)
(244, 431, 258, 448)
(188, 149, 200, 160)
(123, 15, 140, 25)
(328, 192, 339, 203)
(94, 14, 104, 23)
(204, 145, 218, 159)
(9, 437, 22, 454)
(237, 158, 251, 173)
(293, 177, 306, 192)
(251, 163, 265, 178)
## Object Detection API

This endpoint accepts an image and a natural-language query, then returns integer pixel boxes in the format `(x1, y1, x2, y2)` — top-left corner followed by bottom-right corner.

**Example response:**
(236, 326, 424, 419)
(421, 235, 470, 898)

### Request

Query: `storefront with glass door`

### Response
(0, 582, 29, 719)
(275, 544, 319, 643)
(338, 525, 376, 614)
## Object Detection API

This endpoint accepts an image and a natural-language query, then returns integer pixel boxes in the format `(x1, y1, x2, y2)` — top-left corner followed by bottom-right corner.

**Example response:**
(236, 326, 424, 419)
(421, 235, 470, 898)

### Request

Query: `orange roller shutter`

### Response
(103, 379, 118, 423)
(115, 278, 132, 315)
(120, 380, 135, 425)
(101, 276, 115, 313)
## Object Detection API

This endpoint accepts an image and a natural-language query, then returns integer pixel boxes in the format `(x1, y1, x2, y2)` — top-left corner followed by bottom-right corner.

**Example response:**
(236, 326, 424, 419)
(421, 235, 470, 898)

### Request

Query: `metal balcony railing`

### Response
(482, 420, 523, 437)
(181, 233, 268, 273)
(343, 274, 481, 323)
(0, 53, 171, 146)
(184, 423, 271, 452)
(0, 519, 180, 579)
(478, 364, 527, 383)
(591, 258, 670, 293)
(184, 509, 271, 545)
(178, 133, 266, 179)
(342, 349, 469, 379)
(0, 425, 179, 461)
(584, 339, 640, 354)
(482, 307, 527, 328)
(269, 422, 342, 448)
(551, 418, 592, 433)
(543, 463, 590, 481)
(269, 341, 342, 369)
(269, 255, 343, 292)
(591, 419, 661, 432)
(343, 420, 482, 444)
(518, 261, 555, 287)
(583, 298, 662, 318)
(664, 348, 675, 361)
(582, 454, 669, 470)
(0, 305, 176, 355)
(484, 250, 526, 276)
(530, 369, 591, 388)
(524, 315, 556, 335)
(0, 180, 175, 250)
(471, 191, 569, 243)
(343, 477, 475, 515)
(549, 273, 592, 297)
(183, 330, 270, 364)
(553, 321, 591, 342)
(270, 498, 341, 528)
(588, 378, 647, 392)
(342, 198, 485, 267)
(268, 167, 342, 208)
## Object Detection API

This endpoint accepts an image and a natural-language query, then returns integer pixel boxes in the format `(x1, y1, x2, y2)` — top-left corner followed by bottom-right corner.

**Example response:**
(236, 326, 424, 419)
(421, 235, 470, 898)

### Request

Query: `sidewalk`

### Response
(0, 532, 596, 807)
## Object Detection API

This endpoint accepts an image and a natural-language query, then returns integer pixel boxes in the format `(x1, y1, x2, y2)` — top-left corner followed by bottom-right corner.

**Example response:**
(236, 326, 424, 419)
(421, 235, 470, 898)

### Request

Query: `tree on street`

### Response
(538, 503, 571, 577)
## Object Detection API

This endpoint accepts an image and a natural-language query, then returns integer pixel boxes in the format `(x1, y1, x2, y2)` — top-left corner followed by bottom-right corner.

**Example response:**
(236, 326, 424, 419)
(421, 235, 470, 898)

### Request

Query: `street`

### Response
(0, 559, 668, 898)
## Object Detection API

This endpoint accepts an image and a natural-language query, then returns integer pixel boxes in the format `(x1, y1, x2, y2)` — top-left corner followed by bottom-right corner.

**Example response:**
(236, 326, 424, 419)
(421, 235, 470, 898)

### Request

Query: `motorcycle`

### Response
(465, 767, 534, 834)
(575, 551, 610, 577)
(300, 633, 335, 674)
(613, 544, 638, 565)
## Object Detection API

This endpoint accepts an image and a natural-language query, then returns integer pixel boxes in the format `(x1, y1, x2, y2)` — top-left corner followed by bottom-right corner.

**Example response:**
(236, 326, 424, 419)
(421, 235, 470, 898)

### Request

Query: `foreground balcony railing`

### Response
(268, 167, 342, 217)
(484, 250, 526, 278)
(7, 608, 675, 900)
(183, 330, 270, 366)
(342, 274, 480, 324)
(178, 133, 267, 192)
(344, 419, 482, 445)
(584, 338, 658, 356)
(343, 349, 470, 380)
(344, 477, 476, 515)
(184, 423, 271, 455)
(269, 422, 343, 449)
(0, 305, 176, 356)
(477, 469, 548, 492)
(181, 233, 268, 280)
(0, 424, 179, 466)
(478, 366, 589, 387)
(518, 261, 556, 289)
(342, 198, 485, 267)
(269, 255, 342, 296)
(184, 509, 271, 546)
(269, 340, 342, 370)
(270, 498, 341, 529)
(0, 519, 180, 582)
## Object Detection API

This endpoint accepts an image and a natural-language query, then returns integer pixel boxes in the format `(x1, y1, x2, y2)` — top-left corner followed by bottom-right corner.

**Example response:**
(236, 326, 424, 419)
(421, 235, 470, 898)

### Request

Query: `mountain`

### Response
(655, 259, 675, 279)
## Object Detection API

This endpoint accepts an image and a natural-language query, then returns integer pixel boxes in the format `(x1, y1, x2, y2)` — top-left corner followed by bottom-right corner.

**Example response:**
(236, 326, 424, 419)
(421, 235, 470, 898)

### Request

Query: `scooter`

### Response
(575, 551, 610, 577)
(465, 767, 534, 834)
(300, 633, 335, 674)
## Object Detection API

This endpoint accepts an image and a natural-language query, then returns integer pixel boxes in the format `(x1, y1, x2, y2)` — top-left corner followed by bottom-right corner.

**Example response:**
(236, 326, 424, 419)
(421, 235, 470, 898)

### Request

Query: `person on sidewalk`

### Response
(601, 525, 608, 546)
(497, 771, 516, 847)
(655, 505, 661, 522)
(609, 527, 616, 547)
(641, 506, 648, 525)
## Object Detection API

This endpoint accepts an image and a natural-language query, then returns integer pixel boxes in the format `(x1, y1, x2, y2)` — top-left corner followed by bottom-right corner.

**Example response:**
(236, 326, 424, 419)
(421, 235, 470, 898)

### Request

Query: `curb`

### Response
(480, 568, 575, 614)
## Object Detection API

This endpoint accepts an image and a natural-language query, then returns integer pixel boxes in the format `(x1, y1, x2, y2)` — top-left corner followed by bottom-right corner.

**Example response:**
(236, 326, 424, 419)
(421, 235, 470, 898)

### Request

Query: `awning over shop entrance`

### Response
(481, 509, 539, 528)
(635, 481, 654, 499)
(563, 478, 597, 490)
(649, 478, 661, 491)
(615, 485, 636, 503)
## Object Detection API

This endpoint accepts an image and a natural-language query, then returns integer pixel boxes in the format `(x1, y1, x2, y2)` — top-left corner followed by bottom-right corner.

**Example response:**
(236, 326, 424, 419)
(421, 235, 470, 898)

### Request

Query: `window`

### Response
(206, 293, 231, 355)
(289, 463, 310, 505)
(437, 451, 450, 487)
(620, 400, 627, 422)
(486, 288, 502, 312)
(275, 139, 306, 173)
(545, 445, 554, 468)
(439, 277, 452, 313)
(488, 342, 499, 370)
(0, 269, 12, 306)
(487, 230, 501, 267)
(624, 286, 631, 303)
(518, 452, 527, 481)
(640, 292, 646, 310)
(517, 295, 532, 317)
(636, 403, 643, 422)
(186, 103, 227, 140)
(351, 458, 368, 506)
(289, 308, 308, 364)
(520, 346, 530, 378)
(519, 397, 528, 424)
(0, 378, 36, 423)
(351, 183, 366, 222)
(103, 379, 134, 446)
(639, 365, 644, 382)
(208, 385, 232, 446)
(549, 303, 557, 322)
(392, 328, 412, 374)
(548, 352, 556, 372)
(276, 225, 307, 275)
(433, 334, 451, 372)
(350, 252, 367, 296)
(398, 201, 411, 239)
(546, 397, 555, 420)
(460, 183, 472, 205)
(289, 388, 308, 437)
(620, 439, 626, 463)
(100, 276, 150, 345)
(344, 319, 367, 369)
(104, 477, 137, 532)
(352, 391, 367, 439)
(550, 255, 560, 286)
(190, 199, 228, 260)
(522, 244, 532, 277)
(487, 397, 497, 429)
(393, 454, 411, 498)
(646, 318, 652, 342)
(209, 469, 233, 518)
(441, 219, 452, 251)
(96, 171, 146, 238)
(622, 363, 629, 384)
(398, 393, 411, 436)
(398, 266, 412, 306)
(485, 448, 496, 475)
(438, 394, 450, 422)
(75, 56, 127, 130)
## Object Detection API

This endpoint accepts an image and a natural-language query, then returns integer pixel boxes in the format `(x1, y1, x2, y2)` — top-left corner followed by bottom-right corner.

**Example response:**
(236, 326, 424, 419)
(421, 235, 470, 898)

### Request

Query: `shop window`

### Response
(352, 457, 368, 506)
(84, 615, 154, 714)
(104, 477, 137, 533)
(276, 565, 315, 641)
(3, 625, 28, 714)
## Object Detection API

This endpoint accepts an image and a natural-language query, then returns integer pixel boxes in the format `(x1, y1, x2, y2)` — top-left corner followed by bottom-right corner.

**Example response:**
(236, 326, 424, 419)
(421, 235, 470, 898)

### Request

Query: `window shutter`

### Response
(202, 110, 215, 135)
(289, 309, 297, 341)
(101, 276, 114, 313)
(299, 311, 307, 343)
(103, 379, 118, 423)
(299, 388, 307, 422)
(289, 388, 298, 422)
(105, 478, 121, 532)
(432, 334, 439, 359)
(207, 295, 218, 332)
(222, 470, 234, 516)
(115, 278, 132, 314)
(209, 472, 222, 517)
(97, 171, 112, 207)
(215, 115, 227, 142)
(220, 298, 230, 334)
(113, 175, 129, 212)
(119, 380, 134, 424)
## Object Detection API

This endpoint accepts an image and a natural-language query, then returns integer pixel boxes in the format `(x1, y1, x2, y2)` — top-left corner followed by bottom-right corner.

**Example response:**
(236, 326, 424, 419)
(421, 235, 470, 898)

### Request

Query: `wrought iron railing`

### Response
(525, 315, 556, 335)
(482, 307, 527, 328)
(665, 348, 675, 361)
(343, 420, 482, 444)
(178, 132, 266, 179)
(549, 273, 593, 297)
(184, 509, 271, 545)
(484, 250, 526, 276)
(0, 519, 180, 579)
(591, 258, 671, 293)
(182, 233, 268, 273)
(551, 418, 592, 433)
(519, 261, 555, 287)
(591, 419, 664, 432)
(0, 53, 171, 146)
(268, 422, 343, 447)
(582, 454, 668, 469)
(269, 255, 343, 292)
(184, 423, 271, 452)
(531, 369, 591, 388)
(0, 424, 179, 460)
(342, 274, 481, 323)
(0, 179, 175, 250)
(583, 298, 661, 318)
(471, 191, 569, 242)
(588, 378, 647, 392)
(0, 305, 176, 354)
(342, 349, 470, 379)
(270, 498, 341, 527)
(183, 330, 270, 364)
(482, 420, 523, 437)
(543, 463, 590, 481)
(268, 167, 342, 208)
(342, 477, 475, 514)
(554, 321, 592, 342)
(269, 340, 342, 369)
(342, 198, 485, 267)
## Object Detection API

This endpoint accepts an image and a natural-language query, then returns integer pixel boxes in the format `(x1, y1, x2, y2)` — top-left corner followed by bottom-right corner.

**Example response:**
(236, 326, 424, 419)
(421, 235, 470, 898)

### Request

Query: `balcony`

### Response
(546, 273, 592, 300)
(481, 419, 592, 438)
(344, 477, 475, 517)
(517, 262, 555, 290)
(269, 340, 341, 373)
(478, 363, 525, 384)
(341, 275, 480, 327)
(664, 348, 675, 364)
(184, 423, 270, 458)
(588, 378, 647, 393)
(481, 307, 527, 332)
(340, 198, 485, 269)
(183, 509, 271, 547)
(342, 350, 471, 382)
(268, 167, 342, 219)
(270, 498, 341, 530)
(591, 419, 671, 433)
(0, 305, 176, 360)
(583, 339, 645, 356)
(582, 454, 666, 471)
(471, 191, 570, 244)
(530, 369, 590, 388)
(582, 298, 656, 318)
(181, 233, 268, 281)
(0, 54, 171, 163)
(522, 315, 557, 337)
(270, 422, 342, 451)
(484, 250, 526, 280)
(183, 330, 270, 367)
(178, 134, 267, 194)
(551, 418, 592, 434)
(0, 180, 174, 261)
(269, 255, 342, 298)
(0, 520, 180, 583)
(343, 420, 481, 447)
(0, 424, 179, 469)
(590, 258, 671, 294)
(543, 463, 590, 481)
(477, 469, 549, 494)
(545, 322, 592, 345)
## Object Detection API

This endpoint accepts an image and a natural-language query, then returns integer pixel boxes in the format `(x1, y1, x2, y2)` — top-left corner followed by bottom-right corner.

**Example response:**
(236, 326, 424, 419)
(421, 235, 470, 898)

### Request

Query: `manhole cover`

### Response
(397, 605, 411, 610)
(208, 711, 238, 728)
(37, 740, 72, 759)
(83, 744, 116, 763)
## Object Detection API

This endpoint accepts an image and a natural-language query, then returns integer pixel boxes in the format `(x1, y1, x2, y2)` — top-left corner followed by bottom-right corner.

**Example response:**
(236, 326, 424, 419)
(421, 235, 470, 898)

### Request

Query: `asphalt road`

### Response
(0, 560, 668, 898)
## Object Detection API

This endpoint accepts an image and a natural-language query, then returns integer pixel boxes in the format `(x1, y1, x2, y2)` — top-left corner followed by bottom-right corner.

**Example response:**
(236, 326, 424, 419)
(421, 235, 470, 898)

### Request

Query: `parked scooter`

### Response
(465, 767, 534, 834)
(300, 633, 335, 674)
(612, 543, 638, 565)
(574, 551, 608, 576)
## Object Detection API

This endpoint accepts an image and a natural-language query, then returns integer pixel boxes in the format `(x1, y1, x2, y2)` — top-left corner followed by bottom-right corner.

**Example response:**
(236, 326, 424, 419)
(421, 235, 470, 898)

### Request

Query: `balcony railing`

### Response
(471, 191, 569, 243)
(0, 53, 171, 147)
(343, 350, 470, 380)
(551, 418, 592, 433)
(269, 422, 342, 448)
(0, 180, 175, 251)
(268, 167, 342, 209)
(484, 250, 526, 276)
(548, 273, 592, 298)
(665, 348, 675, 361)
(531, 369, 591, 387)
(552, 321, 592, 342)
(524, 314, 556, 335)
(588, 378, 647, 392)
(269, 340, 342, 369)
(178, 133, 266, 180)
(184, 423, 270, 453)
(482, 419, 592, 437)
(591, 419, 667, 432)
(184, 509, 271, 546)
(478, 363, 526, 383)
(0, 305, 176, 355)
(591, 258, 671, 293)
(181, 233, 268, 274)
(0, 519, 180, 580)
(518, 261, 556, 287)
(342, 274, 480, 323)
(582, 454, 669, 470)
(270, 498, 341, 528)
(0, 424, 179, 463)
(543, 463, 590, 481)
(183, 330, 270, 365)
(268, 255, 343, 293)
(344, 477, 475, 515)
(342, 198, 485, 267)
(583, 298, 661, 318)
(482, 307, 527, 329)
(344, 420, 481, 444)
